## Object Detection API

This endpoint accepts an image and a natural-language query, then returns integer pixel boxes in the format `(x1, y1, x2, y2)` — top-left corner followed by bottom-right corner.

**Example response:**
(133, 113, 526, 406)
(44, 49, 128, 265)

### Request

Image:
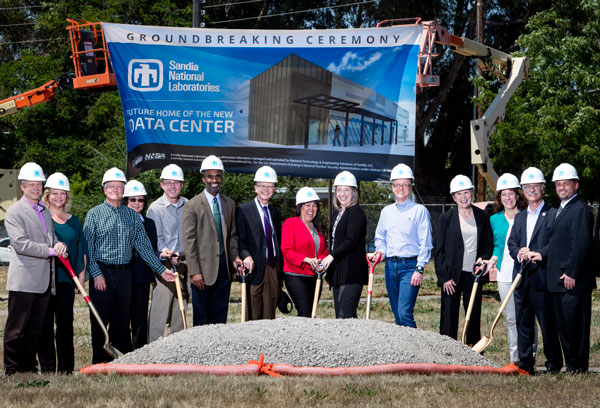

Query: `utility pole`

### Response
(475, 0, 486, 202)
(193, 0, 206, 28)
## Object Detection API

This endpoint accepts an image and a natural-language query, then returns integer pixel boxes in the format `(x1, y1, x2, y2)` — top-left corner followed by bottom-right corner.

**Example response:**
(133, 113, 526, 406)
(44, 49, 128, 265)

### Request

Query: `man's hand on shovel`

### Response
(161, 269, 177, 282)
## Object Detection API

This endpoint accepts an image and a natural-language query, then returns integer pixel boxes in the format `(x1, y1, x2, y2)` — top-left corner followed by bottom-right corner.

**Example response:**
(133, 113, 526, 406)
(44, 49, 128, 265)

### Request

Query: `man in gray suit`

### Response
(4, 162, 67, 375)
(182, 155, 242, 325)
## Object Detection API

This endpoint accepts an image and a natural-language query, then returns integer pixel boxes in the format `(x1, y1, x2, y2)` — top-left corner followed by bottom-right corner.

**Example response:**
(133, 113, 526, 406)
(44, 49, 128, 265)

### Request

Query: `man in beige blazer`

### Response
(4, 162, 67, 375)
(183, 155, 242, 325)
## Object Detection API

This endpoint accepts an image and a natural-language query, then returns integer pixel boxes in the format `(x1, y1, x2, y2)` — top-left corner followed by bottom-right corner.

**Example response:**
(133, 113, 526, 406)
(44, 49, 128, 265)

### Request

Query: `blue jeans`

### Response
(385, 258, 419, 327)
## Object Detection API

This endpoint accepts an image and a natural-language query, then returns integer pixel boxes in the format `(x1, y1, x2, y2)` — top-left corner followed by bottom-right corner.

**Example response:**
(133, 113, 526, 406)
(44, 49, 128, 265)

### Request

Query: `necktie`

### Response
(213, 197, 224, 254)
(263, 206, 275, 267)
(556, 206, 563, 219)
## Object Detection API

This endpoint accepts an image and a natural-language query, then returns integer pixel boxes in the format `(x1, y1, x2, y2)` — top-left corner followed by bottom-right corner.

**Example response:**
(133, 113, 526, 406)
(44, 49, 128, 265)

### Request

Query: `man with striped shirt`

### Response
(84, 167, 175, 363)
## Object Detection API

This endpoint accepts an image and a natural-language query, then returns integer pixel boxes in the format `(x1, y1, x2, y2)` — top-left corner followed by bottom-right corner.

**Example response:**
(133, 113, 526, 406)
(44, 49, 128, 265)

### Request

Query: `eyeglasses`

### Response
(105, 184, 124, 190)
(256, 184, 275, 190)
(522, 184, 542, 191)
(162, 181, 182, 187)
(392, 183, 412, 189)
(128, 198, 145, 203)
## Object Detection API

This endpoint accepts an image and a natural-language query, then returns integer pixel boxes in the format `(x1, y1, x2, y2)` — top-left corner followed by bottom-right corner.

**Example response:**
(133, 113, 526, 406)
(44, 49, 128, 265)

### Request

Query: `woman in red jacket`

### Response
(281, 187, 328, 317)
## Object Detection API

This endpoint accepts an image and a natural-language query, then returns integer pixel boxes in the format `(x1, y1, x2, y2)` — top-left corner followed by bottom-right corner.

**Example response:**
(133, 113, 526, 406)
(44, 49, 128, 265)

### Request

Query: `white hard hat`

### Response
(552, 163, 579, 181)
(45, 173, 70, 191)
(102, 167, 127, 186)
(449, 175, 474, 194)
(333, 171, 357, 188)
(200, 155, 224, 172)
(296, 187, 320, 205)
(390, 163, 414, 181)
(160, 164, 184, 181)
(18, 162, 46, 182)
(496, 173, 520, 191)
(254, 166, 278, 183)
(520, 167, 545, 184)
(123, 180, 148, 197)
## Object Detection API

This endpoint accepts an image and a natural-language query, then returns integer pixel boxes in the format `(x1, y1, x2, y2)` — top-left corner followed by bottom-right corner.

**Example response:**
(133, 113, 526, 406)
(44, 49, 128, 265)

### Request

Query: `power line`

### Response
(0, 38, 62, 46)
(0, 5, 43, 11)
(205, 0, 265, 9)
(213, 0, 376, 24)
(0, 23, 36, 27)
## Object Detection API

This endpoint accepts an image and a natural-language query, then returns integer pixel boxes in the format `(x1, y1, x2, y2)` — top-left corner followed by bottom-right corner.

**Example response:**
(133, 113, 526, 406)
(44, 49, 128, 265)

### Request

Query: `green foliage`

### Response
(1, 0, 568, 212)
(490, 0, 600, 202)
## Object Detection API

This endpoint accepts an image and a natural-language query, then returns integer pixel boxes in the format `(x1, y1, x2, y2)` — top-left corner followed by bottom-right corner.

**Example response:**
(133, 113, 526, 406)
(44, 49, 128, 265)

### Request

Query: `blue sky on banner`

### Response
(103, 23, 421, 154)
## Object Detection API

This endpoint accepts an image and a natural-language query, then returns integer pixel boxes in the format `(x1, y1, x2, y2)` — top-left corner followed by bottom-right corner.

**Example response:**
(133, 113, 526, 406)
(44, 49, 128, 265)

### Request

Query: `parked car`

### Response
(0, 237, 11, 264)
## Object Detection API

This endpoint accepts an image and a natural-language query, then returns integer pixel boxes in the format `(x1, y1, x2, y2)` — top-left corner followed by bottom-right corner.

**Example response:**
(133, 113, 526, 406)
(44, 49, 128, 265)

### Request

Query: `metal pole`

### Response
(475, 0, 486, 202)
(193, 0, 205, 28)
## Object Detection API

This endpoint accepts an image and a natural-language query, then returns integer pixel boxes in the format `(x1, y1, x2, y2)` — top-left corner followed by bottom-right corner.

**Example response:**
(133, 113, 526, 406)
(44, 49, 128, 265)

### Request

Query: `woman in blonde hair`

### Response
(321, 171, 367, 318)
(41, 172, 86, 374)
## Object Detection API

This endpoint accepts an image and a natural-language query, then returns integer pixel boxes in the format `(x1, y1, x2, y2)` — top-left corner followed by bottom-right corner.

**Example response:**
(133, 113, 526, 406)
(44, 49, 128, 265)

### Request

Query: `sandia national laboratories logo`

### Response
(128, 59, 163, 91)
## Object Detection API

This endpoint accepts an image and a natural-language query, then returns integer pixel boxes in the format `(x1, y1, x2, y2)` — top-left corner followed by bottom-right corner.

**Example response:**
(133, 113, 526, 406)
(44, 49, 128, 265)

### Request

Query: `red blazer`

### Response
(281, 216, 328, 276)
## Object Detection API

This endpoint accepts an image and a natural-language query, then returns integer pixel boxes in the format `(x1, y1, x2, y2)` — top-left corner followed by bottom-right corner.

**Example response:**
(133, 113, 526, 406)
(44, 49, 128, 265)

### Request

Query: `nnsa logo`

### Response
(128, 59, 163, 91)
(145, 153, 166, 160)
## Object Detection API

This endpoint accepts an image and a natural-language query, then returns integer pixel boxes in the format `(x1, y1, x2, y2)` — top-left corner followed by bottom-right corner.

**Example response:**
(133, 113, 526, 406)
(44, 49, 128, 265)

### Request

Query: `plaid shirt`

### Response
(84, 201, 166, 278)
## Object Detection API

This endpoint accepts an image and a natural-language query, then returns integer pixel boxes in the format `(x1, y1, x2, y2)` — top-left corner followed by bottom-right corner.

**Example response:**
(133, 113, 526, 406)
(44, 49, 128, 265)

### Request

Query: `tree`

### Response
(490, 0, 600, 203)
(1, 0, 556, 214)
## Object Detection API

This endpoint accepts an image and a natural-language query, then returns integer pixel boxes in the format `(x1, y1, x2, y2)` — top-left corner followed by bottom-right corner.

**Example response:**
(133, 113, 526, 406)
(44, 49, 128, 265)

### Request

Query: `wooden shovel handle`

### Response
(462, 281, 479, 344)
(311, 277, 322, 318)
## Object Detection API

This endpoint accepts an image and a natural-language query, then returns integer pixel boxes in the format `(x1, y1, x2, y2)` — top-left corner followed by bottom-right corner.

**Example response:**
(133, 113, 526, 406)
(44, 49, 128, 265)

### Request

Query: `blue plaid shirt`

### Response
(84, 201, 166, 278)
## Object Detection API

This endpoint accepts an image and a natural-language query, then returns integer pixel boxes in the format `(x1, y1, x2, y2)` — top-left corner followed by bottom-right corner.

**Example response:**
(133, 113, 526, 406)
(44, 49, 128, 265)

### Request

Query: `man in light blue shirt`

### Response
(370, 163, 432, 327)
(147, 164, 189, 342)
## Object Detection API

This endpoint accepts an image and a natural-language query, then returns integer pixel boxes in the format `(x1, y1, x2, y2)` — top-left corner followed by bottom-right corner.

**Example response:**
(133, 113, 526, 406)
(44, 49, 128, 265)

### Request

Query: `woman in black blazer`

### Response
(321, 171, 368, 318)
(435, 175, 493, 345)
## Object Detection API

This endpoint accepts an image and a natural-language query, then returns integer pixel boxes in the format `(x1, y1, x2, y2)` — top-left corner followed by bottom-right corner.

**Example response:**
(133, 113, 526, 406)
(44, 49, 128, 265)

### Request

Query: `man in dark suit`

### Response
(236, 166, 283, 320)
(534, 163, 594, 373)
(507, 167, 562, 375)
(4, 162, 67, 375)
(182, 155, 243, 325)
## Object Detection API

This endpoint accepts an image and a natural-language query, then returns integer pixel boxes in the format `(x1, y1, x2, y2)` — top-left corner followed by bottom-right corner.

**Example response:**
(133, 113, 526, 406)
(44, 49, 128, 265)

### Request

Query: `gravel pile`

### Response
(112, 317, 498, 367)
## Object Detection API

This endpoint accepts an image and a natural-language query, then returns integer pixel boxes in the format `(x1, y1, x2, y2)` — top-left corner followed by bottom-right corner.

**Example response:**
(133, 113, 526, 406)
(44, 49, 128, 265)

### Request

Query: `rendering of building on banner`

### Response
(248, 54, 408, 148)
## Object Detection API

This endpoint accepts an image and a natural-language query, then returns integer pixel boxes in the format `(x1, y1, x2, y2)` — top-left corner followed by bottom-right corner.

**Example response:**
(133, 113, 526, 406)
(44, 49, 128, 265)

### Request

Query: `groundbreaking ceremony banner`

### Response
(102, 23, 422, 180)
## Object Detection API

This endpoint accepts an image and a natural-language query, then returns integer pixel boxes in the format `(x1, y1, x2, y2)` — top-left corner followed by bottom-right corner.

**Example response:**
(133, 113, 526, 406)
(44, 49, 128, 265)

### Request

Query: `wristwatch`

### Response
(416, 265, 424, 274)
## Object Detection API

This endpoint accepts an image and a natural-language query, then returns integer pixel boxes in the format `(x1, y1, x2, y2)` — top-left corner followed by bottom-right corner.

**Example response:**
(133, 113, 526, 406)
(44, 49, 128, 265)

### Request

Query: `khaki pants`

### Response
(247, 264, 278, 320)
(148, 263, 188, 342)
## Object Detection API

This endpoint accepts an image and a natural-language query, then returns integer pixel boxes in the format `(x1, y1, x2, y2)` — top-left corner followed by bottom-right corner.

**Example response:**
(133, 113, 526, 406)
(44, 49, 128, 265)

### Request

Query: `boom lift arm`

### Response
(0, 20, 116, 118)
(379, 19, 529, 190)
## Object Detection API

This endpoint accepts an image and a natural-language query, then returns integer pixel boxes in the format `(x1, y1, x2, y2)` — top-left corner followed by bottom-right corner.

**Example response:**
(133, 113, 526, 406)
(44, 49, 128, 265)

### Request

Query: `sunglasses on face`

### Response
(128, 198, 145, 203)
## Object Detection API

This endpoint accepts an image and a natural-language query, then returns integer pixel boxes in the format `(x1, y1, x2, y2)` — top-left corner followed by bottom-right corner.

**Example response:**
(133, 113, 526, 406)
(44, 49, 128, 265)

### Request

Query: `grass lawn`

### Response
(1, 264, 600, 407)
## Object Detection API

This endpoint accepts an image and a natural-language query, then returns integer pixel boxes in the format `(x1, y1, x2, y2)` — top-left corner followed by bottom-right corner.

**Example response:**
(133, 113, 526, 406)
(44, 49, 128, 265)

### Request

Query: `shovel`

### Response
(311, 265, 325, 318)
(461, 262, 487, 345)
(58, 255, 123, 359)
(167, 255, 187, 330)
(237, 261, 250, 323)
(472, 260, 530, 353)
(365, 252, 381, 320)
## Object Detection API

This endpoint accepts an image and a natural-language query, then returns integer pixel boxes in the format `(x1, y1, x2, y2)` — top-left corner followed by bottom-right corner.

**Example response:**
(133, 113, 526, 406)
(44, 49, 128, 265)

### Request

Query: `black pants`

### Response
(285, 274, 318, 318)
(440, 271, 482, 345)
(38, 293, 56, 373)
(551, 288, 592, 373)
(191, 255, 231, 326)
(38, 282, 78, 374)
(130, 282, 151, 350)
(514, 280, 563, 373)
(89, 264, 133, 364)
(333, 284, 363, 319)
(4, 289, 51, 375)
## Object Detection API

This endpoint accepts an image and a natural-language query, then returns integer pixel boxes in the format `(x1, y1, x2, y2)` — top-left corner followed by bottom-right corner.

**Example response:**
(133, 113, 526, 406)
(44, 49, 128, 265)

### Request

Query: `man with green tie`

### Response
(182, 155, 243, 325)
